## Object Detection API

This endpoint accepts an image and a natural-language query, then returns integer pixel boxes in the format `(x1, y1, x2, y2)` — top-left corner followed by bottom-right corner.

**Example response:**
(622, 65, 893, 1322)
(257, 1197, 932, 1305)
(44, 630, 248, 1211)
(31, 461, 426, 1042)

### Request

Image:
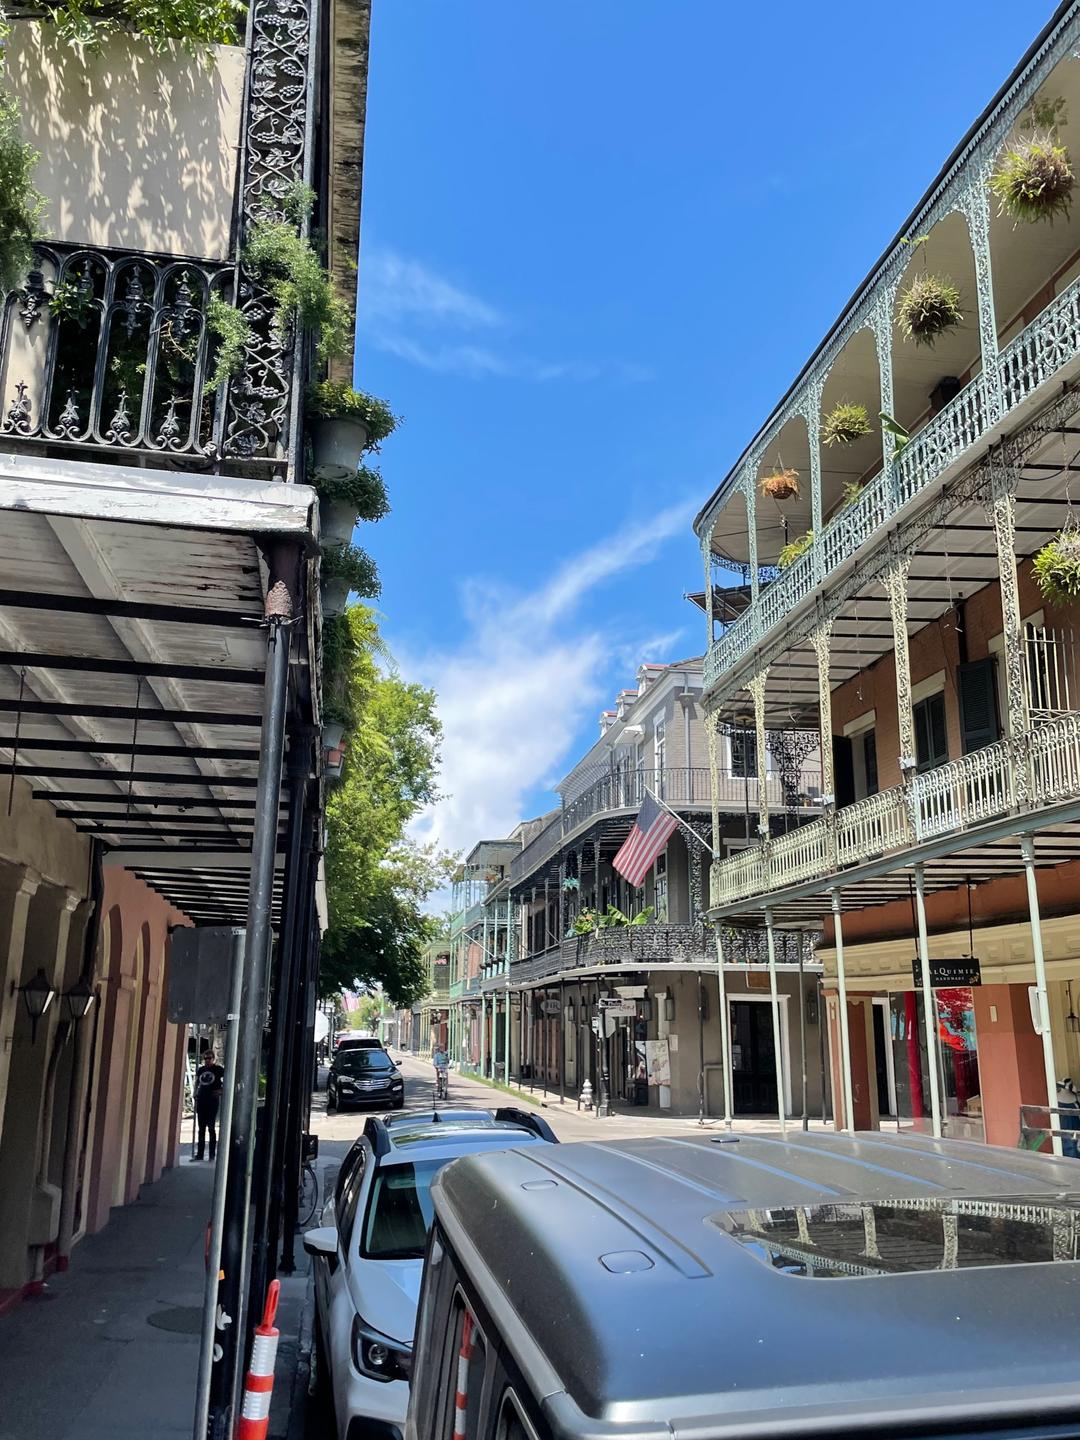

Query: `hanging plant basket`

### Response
(1033, 526, 1080, 607)
(821, 401, 872, 447)
(991, 129, 1074, 225)
(320, 497, 358, 546)
(897, 273, 964, 347)
(760, 467, 799, 501)
(778, 530, 814, 570)
(840, 480, 864, 510)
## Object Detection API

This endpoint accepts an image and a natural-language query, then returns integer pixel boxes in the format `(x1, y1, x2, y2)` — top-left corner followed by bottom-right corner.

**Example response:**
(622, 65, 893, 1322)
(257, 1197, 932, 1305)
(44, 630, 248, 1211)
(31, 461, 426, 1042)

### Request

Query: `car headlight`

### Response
(352, 1315, 412, 1383)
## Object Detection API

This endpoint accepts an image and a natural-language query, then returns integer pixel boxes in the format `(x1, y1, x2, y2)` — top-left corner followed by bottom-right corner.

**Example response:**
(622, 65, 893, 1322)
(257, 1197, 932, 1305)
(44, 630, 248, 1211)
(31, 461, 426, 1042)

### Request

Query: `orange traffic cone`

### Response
(236, 1279, 281, 1440)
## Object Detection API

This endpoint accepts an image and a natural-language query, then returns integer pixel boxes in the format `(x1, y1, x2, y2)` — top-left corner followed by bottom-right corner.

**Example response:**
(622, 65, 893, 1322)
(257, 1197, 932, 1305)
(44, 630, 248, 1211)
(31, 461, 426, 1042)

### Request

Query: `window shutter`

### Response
(832, 735, 855, 807)
(958, 658, 1000, 754)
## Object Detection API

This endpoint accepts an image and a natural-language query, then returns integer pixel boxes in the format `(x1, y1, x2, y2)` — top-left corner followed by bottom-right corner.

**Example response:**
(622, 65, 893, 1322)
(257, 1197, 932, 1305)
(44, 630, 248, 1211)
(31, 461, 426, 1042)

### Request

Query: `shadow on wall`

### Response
(7, 20, 244, 262)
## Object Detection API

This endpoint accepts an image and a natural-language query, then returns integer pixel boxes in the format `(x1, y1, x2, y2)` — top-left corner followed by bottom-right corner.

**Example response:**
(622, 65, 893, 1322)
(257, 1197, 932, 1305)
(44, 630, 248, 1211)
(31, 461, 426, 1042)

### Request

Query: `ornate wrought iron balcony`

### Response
(508, 764, 821, 889)
(704, 277, 1080, 695)
(0, 243, 237, 464)
(709, 711, 1080, 909)
(510, 922, 816, 984)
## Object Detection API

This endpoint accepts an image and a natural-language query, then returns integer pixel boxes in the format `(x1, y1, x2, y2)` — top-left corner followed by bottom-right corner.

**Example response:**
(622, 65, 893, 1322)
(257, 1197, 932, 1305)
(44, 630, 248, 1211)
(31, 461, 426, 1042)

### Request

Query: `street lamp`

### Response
(61, 977, 96, 1023)
(16, 967, 56, 1041)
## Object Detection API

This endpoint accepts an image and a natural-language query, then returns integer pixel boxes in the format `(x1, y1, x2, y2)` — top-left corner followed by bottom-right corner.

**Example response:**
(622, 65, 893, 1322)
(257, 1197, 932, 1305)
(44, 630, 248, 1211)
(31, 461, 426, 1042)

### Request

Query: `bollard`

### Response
(580, 1078, 593, 1111)
(236, 1279, 280, 1440)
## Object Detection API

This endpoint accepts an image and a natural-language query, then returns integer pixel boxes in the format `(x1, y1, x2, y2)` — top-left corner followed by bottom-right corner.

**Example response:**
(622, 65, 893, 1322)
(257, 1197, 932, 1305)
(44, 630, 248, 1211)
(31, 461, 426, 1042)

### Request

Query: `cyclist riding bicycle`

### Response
(433, 1046, 449, 1098)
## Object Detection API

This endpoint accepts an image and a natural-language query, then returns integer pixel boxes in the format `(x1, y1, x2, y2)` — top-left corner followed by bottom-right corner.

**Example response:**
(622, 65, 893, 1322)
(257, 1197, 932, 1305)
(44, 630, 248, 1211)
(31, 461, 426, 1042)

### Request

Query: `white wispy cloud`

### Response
(404, 502, 698, 878)
(360, 250, 503, 329)
(358, 246, 651, 385)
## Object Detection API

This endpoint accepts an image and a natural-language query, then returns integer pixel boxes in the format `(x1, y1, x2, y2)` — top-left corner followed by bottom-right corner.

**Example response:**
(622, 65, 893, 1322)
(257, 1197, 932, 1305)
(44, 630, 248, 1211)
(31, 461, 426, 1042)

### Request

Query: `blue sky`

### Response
(353, 0, 1047, 858)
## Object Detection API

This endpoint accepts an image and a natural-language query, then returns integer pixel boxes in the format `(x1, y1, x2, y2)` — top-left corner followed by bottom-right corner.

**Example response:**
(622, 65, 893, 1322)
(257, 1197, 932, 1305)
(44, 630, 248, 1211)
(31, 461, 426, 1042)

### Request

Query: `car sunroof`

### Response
(710, 1195, 1080, 1277)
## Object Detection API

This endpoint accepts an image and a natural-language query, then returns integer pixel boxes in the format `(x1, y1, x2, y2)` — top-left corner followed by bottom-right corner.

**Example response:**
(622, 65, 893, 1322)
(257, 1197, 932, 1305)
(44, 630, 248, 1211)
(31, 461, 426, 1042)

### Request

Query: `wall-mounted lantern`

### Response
(15, 967, 56, 1041)
(61, 978, 96, 1024)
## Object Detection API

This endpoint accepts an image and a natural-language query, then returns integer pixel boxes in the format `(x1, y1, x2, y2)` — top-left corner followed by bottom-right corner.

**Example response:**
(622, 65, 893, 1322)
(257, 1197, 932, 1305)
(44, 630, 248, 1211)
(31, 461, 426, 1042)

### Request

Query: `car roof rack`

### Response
(493, 1107, 559, 1143)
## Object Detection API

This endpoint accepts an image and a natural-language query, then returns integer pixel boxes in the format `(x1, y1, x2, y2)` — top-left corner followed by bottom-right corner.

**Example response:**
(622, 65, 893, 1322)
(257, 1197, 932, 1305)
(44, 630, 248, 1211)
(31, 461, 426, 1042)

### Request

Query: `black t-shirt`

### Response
(195, 1062, 224, 1104)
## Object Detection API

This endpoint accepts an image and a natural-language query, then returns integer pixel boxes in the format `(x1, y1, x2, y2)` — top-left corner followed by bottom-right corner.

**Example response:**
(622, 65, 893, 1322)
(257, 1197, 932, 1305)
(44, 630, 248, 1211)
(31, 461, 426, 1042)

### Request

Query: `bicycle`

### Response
(298, 1160, 319, 1229)
(434, 1065, 449, 1102)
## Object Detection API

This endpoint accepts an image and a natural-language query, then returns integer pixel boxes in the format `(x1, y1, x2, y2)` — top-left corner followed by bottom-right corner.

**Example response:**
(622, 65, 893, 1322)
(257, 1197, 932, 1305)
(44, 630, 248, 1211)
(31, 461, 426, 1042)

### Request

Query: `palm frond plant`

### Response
(898, 274, 964, 347)
(822, 401, 871, 447)
(760, 467, 799, 501)
(991, 96, 1074, 225)
(1033, 524, 1080, 607)
(778, 530, 814, 570)
(880, 411, 911, 459)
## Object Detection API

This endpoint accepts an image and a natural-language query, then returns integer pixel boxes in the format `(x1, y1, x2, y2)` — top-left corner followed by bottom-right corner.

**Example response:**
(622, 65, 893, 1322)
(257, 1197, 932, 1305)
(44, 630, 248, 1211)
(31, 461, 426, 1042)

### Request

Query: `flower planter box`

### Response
(310, 417, 369, 481)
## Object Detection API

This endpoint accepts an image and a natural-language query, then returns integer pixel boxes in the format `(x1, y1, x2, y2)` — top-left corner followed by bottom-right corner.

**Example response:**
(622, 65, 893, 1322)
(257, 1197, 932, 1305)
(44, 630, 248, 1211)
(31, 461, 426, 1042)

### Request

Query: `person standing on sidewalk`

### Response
(194, 1041, 224, 1161)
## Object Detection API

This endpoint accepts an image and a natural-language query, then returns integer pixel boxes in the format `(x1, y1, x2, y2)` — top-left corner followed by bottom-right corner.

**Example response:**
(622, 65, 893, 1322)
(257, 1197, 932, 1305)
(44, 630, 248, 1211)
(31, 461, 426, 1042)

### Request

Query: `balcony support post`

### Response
(764, 908, 788, 1135)
(829, 888, 855, 1133)
(700, 531, 715, 650)
(713, 925, 734, 1129)
(985, 477, 1031, 803)
(873, 288, 896, 432)
(912, 863, 944, 1139)
(505, 980, 512, 1085)
(807, 383, 824, 579)
(884, 555, 916, 777)
(1020, 834, 1063, 1156)
(745, 474, 760, 606)
(748, 667, 770, 844)
(957, 175, 1001, 422)
(705, 711, 723, 862)
(479, 992, 487, 1080)
(811, 619, 837, 866)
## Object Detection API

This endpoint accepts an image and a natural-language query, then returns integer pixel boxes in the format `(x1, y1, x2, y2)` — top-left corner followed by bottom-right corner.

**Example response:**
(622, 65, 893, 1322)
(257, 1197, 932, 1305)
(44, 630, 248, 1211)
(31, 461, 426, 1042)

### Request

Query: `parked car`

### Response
(327, 1047, 404, 1111)
(304, 1109, 557, 1440)
(406, 1132, 1080, 1440)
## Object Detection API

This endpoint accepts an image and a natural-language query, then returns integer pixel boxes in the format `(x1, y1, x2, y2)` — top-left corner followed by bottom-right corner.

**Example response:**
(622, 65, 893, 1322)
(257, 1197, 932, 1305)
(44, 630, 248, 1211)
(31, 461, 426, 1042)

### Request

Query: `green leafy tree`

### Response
(321, 604, 453, 1007)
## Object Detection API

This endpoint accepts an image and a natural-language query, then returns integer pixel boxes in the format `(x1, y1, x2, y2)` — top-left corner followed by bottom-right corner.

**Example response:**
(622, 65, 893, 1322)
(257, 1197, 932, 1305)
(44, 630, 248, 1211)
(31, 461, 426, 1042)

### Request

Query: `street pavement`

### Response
(311, 1050, 833, 1145)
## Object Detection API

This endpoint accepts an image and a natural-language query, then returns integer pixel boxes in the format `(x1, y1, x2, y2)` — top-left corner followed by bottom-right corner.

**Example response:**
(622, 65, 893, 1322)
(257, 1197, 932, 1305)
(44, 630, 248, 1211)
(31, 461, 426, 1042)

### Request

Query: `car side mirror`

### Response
(303, 1226, 338, 1266)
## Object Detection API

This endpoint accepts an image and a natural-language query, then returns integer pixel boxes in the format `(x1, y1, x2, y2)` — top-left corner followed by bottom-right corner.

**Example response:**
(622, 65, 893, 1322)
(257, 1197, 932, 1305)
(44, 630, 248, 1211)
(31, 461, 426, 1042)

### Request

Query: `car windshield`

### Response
(336, 1049, 393, 1074)
(361, 1159, 444, 1259)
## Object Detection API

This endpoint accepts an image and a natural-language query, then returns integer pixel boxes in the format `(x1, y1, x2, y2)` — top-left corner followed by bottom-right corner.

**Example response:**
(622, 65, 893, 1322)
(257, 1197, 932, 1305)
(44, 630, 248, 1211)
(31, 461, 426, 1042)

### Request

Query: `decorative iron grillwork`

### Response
(0, 244, 231, 459)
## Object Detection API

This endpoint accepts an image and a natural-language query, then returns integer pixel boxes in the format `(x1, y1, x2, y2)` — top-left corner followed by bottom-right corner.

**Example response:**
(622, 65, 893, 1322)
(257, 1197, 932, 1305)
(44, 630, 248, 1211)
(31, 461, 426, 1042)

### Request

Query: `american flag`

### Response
(612, 790, 679, 888)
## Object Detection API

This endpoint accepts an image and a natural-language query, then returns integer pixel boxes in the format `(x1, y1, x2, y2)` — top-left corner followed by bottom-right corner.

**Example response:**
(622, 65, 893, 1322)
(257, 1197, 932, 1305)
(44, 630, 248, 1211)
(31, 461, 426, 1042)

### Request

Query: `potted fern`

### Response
(1033, 524, 1080, 607)
(314, 464, 390, 545)
(760, 467, 799, 501)
(822, 401, 872, 447)
(898, 273, 963, 347)
(320, 541, 380, 616)
(307, 380, 397, 481)
(991, 96, 1074, 225)
(778, 530, 813, 569)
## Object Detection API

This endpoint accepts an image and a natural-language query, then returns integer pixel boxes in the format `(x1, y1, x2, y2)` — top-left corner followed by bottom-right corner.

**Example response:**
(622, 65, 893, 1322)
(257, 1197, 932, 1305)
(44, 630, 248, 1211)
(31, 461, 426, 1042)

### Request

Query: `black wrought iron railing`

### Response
(509, 923, 817, 981)
(0, 242, 241, 464)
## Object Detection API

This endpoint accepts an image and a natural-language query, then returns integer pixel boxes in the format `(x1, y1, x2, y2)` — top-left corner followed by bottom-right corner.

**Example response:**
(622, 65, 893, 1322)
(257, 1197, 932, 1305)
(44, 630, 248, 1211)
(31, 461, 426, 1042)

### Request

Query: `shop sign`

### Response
(910, 957, 981, 988)
(745, 968, 771, 991)
(598, 997, 637, 1016)
(540, 998, 561, 1015)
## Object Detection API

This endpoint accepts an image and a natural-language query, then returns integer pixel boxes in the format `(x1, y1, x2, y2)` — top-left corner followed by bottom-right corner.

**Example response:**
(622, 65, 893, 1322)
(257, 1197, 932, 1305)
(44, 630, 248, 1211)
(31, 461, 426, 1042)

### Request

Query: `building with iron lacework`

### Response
(696, 0, 1080, 1151)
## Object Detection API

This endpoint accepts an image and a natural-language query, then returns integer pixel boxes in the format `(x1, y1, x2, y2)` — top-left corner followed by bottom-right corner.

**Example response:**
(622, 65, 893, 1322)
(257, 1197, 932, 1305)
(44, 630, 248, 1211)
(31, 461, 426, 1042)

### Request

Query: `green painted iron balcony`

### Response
(704, 276, 1080, 695)
(709, 710, 1080, 910)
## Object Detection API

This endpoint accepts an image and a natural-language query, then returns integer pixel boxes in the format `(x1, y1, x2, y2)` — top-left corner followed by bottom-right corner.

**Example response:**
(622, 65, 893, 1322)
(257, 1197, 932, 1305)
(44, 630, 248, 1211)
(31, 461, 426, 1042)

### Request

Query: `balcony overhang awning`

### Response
(0, 461, 318, 925)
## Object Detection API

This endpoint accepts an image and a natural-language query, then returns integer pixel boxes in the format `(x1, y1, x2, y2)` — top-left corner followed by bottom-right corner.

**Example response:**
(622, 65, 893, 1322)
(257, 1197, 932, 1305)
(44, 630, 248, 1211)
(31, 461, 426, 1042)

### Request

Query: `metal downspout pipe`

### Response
(207, 542, 297, 1435)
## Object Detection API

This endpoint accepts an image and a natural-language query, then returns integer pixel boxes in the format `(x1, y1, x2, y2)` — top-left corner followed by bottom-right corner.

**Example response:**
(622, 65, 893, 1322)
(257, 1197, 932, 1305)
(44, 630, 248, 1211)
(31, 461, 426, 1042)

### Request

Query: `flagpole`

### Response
(645, 787, 716, 858)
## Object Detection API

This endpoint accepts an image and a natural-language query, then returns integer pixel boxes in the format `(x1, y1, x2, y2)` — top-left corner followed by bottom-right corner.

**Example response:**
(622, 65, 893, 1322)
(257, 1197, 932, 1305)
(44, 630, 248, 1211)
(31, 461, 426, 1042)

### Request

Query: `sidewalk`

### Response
(0, 1157, 211, 1440)
(0, 1153, 312, 1440)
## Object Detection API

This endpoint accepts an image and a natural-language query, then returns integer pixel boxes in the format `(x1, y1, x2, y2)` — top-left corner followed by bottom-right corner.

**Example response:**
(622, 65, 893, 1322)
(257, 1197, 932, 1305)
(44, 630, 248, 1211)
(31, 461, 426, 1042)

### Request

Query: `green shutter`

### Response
(958, 658, 1000, 754)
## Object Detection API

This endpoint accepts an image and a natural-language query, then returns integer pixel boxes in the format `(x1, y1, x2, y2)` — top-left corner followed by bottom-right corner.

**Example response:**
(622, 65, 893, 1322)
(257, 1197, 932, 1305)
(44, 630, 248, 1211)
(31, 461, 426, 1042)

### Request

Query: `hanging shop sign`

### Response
(540, 998, 562, 1015)
(598, 997, 637, 1016)
(910, 957, 982, 988)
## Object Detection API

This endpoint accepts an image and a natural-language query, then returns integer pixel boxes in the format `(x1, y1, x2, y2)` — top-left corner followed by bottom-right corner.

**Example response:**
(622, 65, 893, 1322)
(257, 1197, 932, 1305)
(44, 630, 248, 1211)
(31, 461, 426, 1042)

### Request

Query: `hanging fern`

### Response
(821, 401, 872, 447)
(897, 273, 964, 346)
(1033, 527, 1080, 607)
(991, 129, 1074, 225)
